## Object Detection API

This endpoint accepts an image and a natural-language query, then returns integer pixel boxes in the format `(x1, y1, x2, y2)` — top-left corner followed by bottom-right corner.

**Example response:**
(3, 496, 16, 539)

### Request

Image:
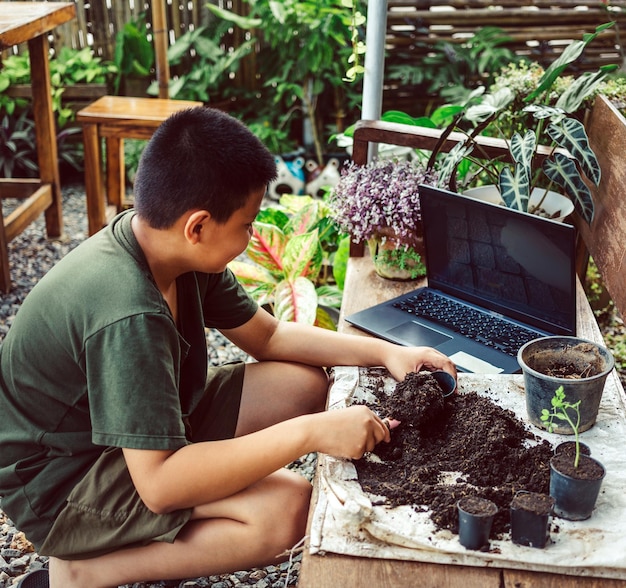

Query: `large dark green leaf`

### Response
(546, 118, 601, 186)
(543, 153, 595, 224)
(525, 22, 615, 102)
(556, 67, 615, 113)
(437, 142, 474, 188)
(499, 166, 530, 212)
(509, 130, 536, 180)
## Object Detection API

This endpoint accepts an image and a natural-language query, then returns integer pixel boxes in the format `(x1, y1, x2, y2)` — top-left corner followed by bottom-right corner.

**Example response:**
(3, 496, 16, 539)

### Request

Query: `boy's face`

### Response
(198, 186, 265, 273)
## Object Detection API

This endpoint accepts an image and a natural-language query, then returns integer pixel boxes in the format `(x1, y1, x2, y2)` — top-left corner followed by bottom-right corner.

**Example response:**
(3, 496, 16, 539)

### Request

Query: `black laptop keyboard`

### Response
(392, 290, 542, 357)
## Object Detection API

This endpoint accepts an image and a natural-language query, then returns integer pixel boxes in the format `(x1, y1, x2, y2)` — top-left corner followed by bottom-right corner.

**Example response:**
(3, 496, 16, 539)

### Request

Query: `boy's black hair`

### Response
(133, 107, 277, 229)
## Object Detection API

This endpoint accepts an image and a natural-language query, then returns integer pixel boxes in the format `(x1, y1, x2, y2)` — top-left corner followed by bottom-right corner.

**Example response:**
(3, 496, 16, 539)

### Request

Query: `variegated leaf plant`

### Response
(228, 196, 346, 329)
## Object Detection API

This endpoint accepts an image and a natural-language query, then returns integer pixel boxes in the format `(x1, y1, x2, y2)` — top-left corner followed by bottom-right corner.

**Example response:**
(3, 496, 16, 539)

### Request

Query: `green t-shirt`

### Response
(0, 210, 257, 547)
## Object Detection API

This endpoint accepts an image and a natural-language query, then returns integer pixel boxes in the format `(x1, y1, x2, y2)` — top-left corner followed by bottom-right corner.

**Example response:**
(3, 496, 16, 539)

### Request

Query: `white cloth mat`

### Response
(309, 367, 626, 579)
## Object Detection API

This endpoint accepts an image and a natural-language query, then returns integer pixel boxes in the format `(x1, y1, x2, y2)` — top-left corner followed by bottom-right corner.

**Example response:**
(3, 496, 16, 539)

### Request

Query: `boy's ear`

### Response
(184, 210, 211, 243)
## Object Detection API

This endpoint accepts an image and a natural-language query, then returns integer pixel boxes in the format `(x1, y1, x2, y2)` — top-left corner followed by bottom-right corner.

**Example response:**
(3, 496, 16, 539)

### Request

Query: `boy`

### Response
(0, 107, 455, 587)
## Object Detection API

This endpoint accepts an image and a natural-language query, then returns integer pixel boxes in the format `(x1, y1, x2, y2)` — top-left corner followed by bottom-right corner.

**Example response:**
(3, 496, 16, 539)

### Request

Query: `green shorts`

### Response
(39, 362, 245, 560)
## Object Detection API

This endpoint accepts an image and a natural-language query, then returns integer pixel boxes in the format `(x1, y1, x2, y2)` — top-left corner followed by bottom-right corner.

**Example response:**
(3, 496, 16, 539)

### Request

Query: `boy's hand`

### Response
(384, 345, 457, 383)
(313, 405, 391, 460)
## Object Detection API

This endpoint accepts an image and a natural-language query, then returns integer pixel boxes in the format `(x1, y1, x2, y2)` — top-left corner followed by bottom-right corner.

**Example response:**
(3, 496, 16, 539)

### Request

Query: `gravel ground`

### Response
(0, 184, 316, 588)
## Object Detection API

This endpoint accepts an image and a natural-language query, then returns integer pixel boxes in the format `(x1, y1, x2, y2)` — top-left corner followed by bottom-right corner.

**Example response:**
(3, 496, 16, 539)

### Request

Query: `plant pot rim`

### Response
(511, 490, 555, 513)
(463, 185, 575, 222)
(517, 335, 615, 383)
(457, 496, 498, 516)
(550, 453, 607, 481)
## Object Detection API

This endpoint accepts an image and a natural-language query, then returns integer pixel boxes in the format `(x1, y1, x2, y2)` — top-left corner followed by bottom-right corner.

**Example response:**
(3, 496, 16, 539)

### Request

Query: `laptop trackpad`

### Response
(387, 321, 451, 347)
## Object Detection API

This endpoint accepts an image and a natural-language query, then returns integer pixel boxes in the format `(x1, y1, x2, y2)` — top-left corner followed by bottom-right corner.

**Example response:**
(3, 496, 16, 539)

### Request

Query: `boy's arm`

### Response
(222, 307, 456, 383)
(123, 403, 390, 514)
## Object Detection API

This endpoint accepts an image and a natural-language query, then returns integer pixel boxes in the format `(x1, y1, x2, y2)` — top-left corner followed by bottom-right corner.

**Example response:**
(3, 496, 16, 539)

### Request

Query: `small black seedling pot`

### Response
(431, 370, 457, 397)
(457, 496, 498, 550)
(550, 453, 606, 520)
(510, 491, 555, 548)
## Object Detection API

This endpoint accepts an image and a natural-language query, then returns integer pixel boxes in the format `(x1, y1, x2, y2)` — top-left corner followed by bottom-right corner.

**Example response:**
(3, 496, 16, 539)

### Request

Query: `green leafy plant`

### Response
(209, 0, 360, 164)
(56, 126, 84, 174)
(388, 26, 520, 105)
(425, 22, 617, 225)
(228, 196, 347, 328)
(0, 111, 38, 178)
(0, 48, 115, 126)
(0, 53, 31, 116)
(342, 0, 366, 83)
(372, 246, 426, 280)
(51, 46, 116, 86)
(0, 110, 85, 178)
(123, 139, 148, 185)
(112, 12, 153, 94)
(147, 20, 255, 104)
(541, 385, 583, 467)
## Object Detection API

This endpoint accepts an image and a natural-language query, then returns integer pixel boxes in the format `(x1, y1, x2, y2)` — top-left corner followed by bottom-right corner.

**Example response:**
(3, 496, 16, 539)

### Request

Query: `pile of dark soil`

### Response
(354, 371, 554, 537)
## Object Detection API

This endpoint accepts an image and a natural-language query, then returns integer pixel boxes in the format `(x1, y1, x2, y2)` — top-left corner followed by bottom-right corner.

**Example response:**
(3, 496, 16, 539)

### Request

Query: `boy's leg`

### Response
(49, 467, 311, 588)
(49, 361, 328, 587)
(235, 361, 328, 436)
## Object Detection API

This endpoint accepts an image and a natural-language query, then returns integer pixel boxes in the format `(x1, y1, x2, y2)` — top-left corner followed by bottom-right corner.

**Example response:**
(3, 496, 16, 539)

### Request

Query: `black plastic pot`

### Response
(510, 491, 554, 548)
(518, 336, 614, 434)
(550, 453, 606, 520)
(554, 441, 591, 458)
(431, 370, 457, 397)
(457, 496, 498, 550)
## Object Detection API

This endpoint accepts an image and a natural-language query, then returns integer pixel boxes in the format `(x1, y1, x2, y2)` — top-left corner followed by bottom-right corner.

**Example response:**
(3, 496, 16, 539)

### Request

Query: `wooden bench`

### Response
(299, 94, 626, 587)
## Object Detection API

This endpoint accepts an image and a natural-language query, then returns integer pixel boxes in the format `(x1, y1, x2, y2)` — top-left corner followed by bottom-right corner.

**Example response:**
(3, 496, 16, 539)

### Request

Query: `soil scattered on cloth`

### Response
(354, 371, 554, 537)
(384, 371, 445, 433)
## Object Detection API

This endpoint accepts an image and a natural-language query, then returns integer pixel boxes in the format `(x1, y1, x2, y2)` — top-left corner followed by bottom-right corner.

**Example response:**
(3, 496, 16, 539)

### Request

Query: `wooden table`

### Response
(299, 253, 626, 588)
(0, 1, 76, 291)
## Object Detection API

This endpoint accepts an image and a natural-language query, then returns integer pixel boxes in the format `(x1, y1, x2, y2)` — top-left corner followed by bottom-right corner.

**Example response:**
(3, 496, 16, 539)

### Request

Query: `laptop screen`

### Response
(419, 185, 577, 335)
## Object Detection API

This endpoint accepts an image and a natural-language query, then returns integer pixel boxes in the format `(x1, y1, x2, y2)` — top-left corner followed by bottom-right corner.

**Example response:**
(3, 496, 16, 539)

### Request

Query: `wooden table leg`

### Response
(0, 223, 11, 293)
(82, 123, 105, 235)
(105, 136, 124, 213)
(28, 33, 62, 239)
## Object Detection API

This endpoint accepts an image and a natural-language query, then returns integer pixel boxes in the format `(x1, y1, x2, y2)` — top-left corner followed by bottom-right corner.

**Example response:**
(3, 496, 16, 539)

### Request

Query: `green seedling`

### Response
(541, 385, 582, 467)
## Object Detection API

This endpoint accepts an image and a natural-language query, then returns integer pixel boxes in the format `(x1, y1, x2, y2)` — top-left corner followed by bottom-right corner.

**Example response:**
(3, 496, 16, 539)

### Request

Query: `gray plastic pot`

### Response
(517, 336, 614, 434)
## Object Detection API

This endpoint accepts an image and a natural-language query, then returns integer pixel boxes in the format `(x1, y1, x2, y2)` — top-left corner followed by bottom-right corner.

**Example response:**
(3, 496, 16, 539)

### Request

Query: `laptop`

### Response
(345, 185, 577, 374)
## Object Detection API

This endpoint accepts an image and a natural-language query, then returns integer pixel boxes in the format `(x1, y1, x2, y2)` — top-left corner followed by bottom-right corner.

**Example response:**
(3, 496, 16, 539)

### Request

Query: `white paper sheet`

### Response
(309, 367, 626, 579)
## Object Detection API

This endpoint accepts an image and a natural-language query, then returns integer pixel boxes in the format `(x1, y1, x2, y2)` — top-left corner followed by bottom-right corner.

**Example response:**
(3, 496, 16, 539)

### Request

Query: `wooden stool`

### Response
(77, 96, 202, 235)
(0, 2, 77, 292)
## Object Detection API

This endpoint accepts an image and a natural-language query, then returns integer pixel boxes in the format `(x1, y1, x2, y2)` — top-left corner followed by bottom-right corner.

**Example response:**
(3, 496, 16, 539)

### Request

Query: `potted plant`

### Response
(510, 490, 554, 549)
(112, 12, 154, 96)
(540, 385, 607, 521)
(327, 157, 438, 280)
(518, 336, 615, 434)
(429, 22, 617, 226)
(457, 495, 498, 551)
(228, 195, 347, 328)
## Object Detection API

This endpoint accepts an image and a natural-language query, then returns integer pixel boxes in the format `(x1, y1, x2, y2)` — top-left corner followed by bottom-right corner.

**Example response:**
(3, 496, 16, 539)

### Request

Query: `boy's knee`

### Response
(304, 366, 329, 412)
(266, 473, 311, 554)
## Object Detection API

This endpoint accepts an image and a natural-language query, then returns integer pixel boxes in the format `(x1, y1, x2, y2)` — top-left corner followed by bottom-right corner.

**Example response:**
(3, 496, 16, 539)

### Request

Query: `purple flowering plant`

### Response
(327, 157, 437, 247)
